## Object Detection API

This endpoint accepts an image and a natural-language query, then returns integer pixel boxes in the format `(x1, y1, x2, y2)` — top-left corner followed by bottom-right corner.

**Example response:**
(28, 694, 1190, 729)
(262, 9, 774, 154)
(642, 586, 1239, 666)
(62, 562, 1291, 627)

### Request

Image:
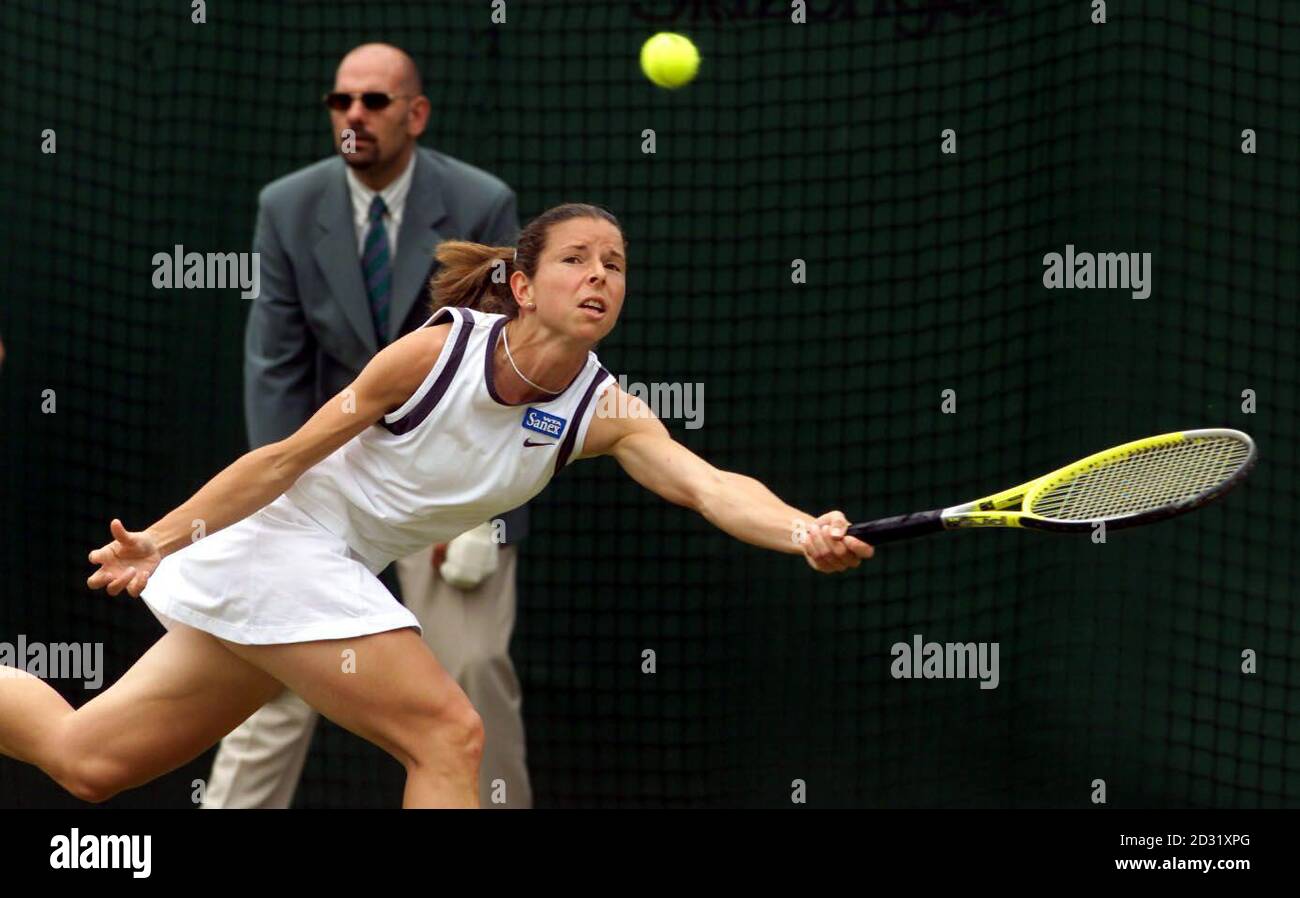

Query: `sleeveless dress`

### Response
(140, 306, 615, 644)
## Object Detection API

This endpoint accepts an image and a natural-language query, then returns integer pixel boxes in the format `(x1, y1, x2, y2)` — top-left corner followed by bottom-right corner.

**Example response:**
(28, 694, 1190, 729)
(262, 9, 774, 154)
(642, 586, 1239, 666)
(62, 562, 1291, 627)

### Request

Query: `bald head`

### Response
(336, 43, 422, 96)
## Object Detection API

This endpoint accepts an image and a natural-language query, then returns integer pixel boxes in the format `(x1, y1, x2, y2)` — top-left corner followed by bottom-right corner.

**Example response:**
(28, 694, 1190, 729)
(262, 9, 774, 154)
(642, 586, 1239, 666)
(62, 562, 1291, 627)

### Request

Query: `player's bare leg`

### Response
(219, 627, 483, 808)
(0, 623, 282, 802)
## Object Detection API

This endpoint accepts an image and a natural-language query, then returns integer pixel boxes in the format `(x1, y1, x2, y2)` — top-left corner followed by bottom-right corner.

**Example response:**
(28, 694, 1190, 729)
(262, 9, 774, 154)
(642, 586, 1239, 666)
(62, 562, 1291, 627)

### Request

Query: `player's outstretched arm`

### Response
(580, 386, 873, 572)
(88, 325, 450, 597)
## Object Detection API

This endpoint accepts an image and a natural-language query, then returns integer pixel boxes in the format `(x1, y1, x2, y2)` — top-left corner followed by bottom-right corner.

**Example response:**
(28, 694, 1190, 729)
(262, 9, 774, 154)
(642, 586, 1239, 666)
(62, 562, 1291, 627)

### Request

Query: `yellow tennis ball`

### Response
(640, 32, 700, 89)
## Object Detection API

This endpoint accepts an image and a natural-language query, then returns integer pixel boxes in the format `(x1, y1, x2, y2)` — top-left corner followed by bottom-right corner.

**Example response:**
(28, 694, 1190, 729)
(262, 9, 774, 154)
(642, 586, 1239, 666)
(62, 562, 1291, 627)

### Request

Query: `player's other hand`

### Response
(87, 519, 161, 597)
(799, 510, 873, 573)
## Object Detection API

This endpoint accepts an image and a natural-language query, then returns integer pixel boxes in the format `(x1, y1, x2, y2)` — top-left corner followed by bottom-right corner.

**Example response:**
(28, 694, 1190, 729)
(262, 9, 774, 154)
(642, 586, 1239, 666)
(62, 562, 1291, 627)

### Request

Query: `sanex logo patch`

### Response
(522, 408, 566, 440)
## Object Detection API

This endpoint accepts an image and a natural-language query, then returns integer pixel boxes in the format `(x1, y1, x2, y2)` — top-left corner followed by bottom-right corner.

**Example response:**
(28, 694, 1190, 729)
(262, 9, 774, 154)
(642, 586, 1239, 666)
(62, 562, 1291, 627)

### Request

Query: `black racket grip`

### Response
(847, 509, 945, 544)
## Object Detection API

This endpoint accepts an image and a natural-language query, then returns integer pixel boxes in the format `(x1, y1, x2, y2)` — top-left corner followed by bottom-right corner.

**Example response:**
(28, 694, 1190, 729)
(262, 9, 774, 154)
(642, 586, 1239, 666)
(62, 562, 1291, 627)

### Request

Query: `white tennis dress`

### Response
(141, 306, 615, 644)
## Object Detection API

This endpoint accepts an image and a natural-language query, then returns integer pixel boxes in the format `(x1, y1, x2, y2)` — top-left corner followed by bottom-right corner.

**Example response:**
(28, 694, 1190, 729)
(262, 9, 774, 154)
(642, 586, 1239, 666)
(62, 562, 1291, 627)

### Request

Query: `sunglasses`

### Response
(322, 91, 412, 112)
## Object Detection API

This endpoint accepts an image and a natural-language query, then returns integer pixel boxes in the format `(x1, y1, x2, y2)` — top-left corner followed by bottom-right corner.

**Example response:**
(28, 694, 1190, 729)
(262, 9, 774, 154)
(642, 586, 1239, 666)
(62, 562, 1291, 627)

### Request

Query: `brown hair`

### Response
(428, 202, 626, 318)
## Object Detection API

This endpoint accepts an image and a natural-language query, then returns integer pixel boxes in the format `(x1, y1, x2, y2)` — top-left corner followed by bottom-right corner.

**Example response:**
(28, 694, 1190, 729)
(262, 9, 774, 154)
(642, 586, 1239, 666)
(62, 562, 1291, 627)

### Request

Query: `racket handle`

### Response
(847, 509, 945, 544)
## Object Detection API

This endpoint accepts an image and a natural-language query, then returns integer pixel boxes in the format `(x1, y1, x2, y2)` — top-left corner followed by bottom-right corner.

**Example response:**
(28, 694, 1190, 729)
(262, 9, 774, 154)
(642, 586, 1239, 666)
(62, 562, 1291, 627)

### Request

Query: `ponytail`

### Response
(428, 241, 519, 317)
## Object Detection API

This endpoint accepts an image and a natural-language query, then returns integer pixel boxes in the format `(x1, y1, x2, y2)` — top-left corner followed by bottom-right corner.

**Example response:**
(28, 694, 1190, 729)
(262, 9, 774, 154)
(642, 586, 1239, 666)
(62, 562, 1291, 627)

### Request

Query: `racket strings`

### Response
(1028, 435, 1252, 521)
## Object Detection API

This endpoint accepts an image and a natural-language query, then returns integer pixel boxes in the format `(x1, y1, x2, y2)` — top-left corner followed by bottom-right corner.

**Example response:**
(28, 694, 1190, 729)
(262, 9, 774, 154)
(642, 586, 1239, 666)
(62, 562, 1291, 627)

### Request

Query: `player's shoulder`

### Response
(586, 355, 618, 400)
(593, 378, 650, 418)
(389, 305, 496, 368)
(396, 313, 461, 360)
(367, 319, 457, 413)
(430, 305, 506, 337)
(578, 375, 662, 459)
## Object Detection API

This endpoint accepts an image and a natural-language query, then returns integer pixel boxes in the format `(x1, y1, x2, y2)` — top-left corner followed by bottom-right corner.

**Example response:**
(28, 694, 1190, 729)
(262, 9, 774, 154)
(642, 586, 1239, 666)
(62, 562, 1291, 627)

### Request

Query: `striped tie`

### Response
(362, 195, 392, 345)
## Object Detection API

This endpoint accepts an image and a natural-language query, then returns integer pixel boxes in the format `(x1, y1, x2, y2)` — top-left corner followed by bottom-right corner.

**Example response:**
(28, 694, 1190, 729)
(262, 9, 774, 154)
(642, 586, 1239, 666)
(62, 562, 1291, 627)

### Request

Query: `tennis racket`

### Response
(847, 429, 1256, 544)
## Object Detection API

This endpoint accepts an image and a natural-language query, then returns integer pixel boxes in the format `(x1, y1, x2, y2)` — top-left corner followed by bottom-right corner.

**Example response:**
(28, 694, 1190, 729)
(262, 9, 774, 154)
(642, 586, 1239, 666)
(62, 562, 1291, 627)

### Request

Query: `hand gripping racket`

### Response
(847, 429, 1256, 544)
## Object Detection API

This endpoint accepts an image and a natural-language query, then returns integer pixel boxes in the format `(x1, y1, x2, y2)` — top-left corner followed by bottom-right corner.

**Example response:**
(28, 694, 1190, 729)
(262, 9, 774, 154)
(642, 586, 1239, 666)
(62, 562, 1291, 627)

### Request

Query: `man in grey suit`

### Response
(202, 42, 531, 809)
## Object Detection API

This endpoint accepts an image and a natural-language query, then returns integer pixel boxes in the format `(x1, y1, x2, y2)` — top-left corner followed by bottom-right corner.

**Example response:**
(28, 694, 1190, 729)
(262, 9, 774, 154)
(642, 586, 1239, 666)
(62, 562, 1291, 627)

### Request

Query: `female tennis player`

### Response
(0, 203, 872, 808)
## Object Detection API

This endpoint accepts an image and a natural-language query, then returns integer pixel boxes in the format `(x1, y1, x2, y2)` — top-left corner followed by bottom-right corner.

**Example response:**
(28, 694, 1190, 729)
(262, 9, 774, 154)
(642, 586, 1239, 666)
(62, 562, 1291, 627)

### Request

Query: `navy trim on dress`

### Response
(554, 366, 611, 473)
(383, 306, 473, 434)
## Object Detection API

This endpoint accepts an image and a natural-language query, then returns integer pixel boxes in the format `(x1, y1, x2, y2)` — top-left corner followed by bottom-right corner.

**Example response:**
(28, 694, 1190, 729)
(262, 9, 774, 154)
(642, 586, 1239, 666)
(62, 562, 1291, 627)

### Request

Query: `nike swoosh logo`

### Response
(523, 439, 556, 448)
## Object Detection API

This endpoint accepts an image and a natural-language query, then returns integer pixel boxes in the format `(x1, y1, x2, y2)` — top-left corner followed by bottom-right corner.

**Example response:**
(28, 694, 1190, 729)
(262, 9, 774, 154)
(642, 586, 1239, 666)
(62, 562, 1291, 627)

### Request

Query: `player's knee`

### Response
(406, 692, 484, 771)
(436, 699, 485, 765)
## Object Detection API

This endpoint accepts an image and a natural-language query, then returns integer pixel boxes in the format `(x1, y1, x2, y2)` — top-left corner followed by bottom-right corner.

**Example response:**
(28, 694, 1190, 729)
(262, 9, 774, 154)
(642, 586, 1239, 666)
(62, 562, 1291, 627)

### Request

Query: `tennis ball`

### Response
(640, 32, 700, 90)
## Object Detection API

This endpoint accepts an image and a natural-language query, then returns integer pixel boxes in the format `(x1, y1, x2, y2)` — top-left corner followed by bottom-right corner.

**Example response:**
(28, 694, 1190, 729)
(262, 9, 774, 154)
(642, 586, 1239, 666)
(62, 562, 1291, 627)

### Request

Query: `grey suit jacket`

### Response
(243, 145, 528, 542)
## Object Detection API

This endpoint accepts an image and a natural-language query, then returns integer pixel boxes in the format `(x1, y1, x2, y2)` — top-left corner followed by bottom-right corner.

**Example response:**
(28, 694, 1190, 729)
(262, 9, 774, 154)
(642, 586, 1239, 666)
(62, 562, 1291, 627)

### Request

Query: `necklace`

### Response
(502, 322, 564, 395)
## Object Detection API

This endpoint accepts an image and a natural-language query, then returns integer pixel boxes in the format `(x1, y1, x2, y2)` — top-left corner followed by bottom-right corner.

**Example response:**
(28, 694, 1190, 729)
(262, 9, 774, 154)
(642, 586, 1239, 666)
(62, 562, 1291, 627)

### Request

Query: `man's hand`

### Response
(437, 524, 499, 590)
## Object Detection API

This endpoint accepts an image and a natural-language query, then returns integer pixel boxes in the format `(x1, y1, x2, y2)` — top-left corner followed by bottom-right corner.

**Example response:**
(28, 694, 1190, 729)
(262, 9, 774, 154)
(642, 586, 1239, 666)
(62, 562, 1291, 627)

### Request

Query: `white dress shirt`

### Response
(346, 151, 416, 257)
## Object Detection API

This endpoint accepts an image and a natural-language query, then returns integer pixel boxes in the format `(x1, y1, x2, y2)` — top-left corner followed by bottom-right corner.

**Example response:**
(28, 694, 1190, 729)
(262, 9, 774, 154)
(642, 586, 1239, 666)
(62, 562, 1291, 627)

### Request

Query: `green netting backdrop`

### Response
(1, 0, 1296, 807)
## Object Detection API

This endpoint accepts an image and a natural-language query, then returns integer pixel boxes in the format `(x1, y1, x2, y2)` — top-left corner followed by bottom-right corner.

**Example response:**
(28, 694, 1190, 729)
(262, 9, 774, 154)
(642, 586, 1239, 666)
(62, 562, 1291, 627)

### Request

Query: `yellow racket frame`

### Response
(942, 429, 1253, 531)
